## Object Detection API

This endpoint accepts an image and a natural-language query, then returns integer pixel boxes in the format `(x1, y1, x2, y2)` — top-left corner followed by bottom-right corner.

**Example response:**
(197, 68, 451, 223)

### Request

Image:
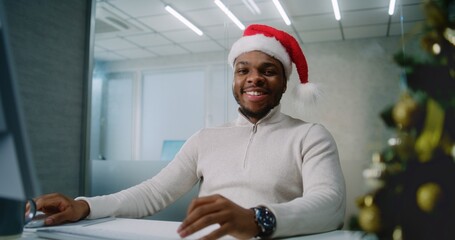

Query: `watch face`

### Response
(254, 207, 276, 238)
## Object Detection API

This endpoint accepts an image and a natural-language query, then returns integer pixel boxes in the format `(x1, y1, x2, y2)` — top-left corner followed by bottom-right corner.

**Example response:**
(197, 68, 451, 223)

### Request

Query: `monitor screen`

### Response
(160, 140, 186, 161)
(0, 1, 40, 201)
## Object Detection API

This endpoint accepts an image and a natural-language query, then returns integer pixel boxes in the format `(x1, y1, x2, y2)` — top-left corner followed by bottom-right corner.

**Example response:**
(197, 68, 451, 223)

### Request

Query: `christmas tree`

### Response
(356, 0, 455, 239)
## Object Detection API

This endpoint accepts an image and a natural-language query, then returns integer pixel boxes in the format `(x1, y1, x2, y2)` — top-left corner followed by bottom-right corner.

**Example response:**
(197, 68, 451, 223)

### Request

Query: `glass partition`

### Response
(90, 65, 236, 162)
(140, 69, 205, 161)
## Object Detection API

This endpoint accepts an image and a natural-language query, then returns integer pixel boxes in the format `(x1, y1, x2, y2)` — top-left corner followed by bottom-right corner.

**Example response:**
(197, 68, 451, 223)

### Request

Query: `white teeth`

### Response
(246, 91, 263, 96)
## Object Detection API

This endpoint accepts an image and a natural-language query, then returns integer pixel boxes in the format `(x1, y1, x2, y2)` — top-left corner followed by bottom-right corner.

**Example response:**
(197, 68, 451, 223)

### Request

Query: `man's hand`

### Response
(178, 194, 259, 239)
(32, 193, 90, 226)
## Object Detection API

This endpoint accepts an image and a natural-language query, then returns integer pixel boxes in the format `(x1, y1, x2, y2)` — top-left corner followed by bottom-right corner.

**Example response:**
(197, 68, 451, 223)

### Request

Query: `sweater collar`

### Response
(236, 105, 283, 126)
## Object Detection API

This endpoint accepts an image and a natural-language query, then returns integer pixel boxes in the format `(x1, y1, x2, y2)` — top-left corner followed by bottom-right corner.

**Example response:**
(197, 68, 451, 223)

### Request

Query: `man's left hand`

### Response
(177, 194, 259, 239)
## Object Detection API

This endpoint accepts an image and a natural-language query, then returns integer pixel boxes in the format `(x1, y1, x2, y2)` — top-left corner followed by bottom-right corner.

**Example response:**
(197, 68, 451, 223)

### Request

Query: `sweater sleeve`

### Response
(265, 124, 346, 237)
(76, 133, 201, 219)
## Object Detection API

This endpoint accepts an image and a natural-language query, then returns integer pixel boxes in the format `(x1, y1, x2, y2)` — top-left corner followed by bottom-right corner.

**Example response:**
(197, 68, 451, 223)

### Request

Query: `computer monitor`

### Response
(160, 140, 186, 161)
(0, 1, 41, 203)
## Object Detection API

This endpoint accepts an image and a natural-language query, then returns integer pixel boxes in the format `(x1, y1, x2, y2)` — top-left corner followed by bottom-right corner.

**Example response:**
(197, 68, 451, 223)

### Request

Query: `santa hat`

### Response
(228, 24, 320, 104)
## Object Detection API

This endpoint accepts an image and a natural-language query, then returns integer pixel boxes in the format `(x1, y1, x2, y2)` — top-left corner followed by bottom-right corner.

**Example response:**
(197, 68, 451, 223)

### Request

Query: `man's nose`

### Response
(247, 70, 265, 85)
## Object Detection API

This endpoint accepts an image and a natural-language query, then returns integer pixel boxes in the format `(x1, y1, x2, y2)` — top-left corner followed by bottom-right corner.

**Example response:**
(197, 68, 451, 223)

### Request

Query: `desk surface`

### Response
(18, 218, 370, 240)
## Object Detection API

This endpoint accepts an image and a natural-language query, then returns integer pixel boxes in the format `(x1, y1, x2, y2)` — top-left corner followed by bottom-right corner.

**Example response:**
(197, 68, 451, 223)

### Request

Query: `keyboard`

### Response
(32, 218, 230, 240)
(36, 227, 176, 240)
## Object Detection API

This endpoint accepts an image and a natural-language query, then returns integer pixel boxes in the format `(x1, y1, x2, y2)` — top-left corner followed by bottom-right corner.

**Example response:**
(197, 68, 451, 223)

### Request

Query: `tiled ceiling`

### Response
(94, 0, 425, 62)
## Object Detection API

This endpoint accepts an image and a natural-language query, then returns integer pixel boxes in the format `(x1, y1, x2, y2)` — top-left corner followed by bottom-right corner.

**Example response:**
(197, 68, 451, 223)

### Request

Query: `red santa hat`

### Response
(228, 24, 320, 104)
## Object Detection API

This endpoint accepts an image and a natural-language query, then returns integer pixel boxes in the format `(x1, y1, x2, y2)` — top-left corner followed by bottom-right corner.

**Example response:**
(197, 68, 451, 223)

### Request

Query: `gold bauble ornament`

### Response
(358, 204, 382, 233)
(416, 182, 443, 213)
(392, 226, 403, 240)
(392, 93, 422, 129)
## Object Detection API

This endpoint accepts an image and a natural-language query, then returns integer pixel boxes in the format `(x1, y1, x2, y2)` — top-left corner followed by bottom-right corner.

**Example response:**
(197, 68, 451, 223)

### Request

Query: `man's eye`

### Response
(264, 69, 277, 76)
(236, 69, 248, 74)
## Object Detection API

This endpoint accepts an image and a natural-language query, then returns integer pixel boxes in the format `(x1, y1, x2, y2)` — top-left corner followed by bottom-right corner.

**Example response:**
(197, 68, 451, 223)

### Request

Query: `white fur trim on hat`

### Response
(293, 82, 322, 105)
(228, 34, 292, 79)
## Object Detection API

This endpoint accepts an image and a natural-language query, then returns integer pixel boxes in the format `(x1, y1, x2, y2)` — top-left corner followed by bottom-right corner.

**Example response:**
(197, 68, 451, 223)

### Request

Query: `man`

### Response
(33, 24, 346, 239)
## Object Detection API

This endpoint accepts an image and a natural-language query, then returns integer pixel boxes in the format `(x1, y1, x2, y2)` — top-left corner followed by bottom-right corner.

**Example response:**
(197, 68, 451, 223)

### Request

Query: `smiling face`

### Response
(232, 51, 287, 123)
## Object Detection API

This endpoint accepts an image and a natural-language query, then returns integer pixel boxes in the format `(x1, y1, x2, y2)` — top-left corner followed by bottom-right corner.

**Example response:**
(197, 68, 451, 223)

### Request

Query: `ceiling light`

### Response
(388, 0, 396, 15)
(272, 0, 291, 25)
(214, 0, 245, 30)
(331, 0, 341, 21)
(242, 0, 261, 15)
(165, 5, 203, 36)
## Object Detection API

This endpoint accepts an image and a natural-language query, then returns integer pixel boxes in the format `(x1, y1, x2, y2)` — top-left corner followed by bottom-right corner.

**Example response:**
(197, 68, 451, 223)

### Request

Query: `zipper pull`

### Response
(252, 124, 257, 133)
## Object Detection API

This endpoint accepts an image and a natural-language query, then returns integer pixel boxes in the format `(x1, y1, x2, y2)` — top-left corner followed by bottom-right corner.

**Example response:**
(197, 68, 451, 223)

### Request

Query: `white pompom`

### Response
(293, 82, 323, 105)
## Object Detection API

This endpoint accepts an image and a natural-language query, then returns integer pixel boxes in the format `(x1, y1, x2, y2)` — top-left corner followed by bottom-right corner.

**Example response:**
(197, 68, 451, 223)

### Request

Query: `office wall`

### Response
(3, 0, 91, 196)
(282, 37, 401, 223)
(101, 36, 402, 225)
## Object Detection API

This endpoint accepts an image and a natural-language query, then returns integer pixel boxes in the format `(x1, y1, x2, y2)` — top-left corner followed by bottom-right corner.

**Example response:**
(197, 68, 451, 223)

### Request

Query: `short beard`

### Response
(234, 91, 281, 121)
(238, 104, 274, 121)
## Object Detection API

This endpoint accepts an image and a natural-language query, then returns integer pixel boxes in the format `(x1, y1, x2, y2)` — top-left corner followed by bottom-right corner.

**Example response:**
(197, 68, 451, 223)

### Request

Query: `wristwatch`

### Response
(251, 206, 276, 238)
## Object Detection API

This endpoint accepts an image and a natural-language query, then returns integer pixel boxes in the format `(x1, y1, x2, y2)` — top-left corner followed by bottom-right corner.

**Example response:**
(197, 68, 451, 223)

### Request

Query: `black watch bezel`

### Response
(252, 206, 276, 239)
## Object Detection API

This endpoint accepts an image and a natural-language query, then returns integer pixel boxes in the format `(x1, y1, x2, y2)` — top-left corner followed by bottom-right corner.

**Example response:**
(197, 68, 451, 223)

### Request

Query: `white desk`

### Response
(17, 218, 371, 240)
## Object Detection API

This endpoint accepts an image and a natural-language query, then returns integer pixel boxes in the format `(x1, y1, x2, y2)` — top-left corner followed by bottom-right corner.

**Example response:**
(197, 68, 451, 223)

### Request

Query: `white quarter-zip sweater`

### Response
(78, 105, 346, 238)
